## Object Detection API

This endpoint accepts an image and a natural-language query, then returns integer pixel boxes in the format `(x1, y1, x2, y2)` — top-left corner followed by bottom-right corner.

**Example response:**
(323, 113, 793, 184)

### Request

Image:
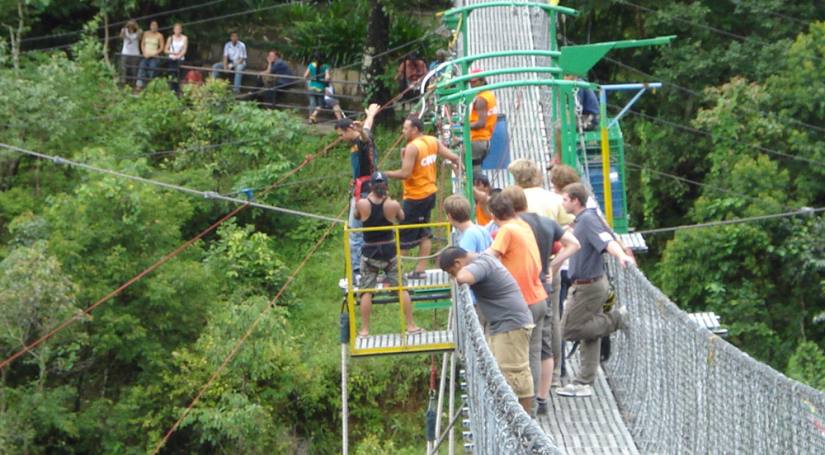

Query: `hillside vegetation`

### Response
(1, 0, 824, 453)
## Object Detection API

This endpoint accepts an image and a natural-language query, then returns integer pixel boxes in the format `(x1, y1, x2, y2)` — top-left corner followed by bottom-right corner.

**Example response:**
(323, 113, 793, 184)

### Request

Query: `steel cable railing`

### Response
(604, 257, 825, 454)
(454, 284, 563, 454)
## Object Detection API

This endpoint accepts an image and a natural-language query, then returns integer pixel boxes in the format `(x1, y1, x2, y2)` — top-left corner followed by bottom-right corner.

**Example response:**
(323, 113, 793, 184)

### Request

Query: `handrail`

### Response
(440, 79, 596, 103)
(440, 1, 578, 19)
(439, 50, 561, 70)
(436, 67, 562, 89)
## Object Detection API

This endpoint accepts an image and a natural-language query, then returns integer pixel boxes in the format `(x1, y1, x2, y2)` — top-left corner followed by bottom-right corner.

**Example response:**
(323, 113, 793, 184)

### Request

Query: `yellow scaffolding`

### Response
(343, 221, 455, 356)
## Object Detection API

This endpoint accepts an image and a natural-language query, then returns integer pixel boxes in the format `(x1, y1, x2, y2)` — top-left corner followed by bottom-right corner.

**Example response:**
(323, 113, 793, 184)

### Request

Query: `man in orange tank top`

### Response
(386, 116, 460, 277)
(469, 69, 498, 173)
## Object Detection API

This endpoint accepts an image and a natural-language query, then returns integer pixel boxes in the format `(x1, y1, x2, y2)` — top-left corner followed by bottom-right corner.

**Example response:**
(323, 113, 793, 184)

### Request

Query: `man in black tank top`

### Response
(355, 172, 422, 337)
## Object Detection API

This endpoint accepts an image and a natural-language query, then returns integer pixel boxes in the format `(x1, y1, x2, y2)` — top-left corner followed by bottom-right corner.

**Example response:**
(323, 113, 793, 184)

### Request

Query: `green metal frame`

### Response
(434, 1, 673, 230)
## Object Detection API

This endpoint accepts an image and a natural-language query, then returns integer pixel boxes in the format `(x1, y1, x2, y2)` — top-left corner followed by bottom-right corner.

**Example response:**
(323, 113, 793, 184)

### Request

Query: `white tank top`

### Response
(169, 35, 186, 60)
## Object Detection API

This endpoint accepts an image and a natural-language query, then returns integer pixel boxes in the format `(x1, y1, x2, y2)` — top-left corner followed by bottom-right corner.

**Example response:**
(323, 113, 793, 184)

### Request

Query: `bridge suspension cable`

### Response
(0, 136, 342, 371)
(21, 0, 230, 43)
(636, 206, 825, 236)
(26, 1, 300, 53)
(616, 107, 825, 168)
(150, 199, 349, 455)
(0, 142, 346, 223)
(562, 33, 825, 137)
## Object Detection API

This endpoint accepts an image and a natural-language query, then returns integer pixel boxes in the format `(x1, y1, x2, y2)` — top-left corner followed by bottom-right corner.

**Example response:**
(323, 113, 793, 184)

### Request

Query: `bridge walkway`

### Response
(461, 0, 639, 452)
(539, 355, 638, 454)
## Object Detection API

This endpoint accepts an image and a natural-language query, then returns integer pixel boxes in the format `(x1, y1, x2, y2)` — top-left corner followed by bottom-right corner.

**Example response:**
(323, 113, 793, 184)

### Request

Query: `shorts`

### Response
(399, 193, 436, 248)
(359, 255, 400, 290)
(471, 140, 490, 166)
(487, 326, 534, 398)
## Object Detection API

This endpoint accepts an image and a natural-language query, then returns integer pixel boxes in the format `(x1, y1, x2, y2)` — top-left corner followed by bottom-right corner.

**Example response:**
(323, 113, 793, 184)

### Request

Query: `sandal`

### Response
(406, 327, 424, 336)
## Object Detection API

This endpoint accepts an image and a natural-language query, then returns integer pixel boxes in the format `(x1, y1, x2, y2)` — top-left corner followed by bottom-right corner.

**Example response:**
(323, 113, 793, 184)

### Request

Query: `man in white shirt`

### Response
(211, 32, 247, 93)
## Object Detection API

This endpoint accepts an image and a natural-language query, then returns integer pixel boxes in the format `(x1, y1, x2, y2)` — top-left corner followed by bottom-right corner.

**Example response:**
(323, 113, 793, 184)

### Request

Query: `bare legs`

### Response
(539, 357, 555, 401)
(359, 290, 418, 337)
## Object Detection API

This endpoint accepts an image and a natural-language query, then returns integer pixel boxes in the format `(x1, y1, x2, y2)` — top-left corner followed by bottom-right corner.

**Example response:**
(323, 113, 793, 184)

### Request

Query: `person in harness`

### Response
(355, 171, 422, 337)
(337, 103, 381, 280)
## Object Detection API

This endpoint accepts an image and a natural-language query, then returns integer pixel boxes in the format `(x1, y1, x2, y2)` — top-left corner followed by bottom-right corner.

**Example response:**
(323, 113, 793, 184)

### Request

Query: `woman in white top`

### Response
(119, 19, 142, 85)
(164, 23, 188, 93)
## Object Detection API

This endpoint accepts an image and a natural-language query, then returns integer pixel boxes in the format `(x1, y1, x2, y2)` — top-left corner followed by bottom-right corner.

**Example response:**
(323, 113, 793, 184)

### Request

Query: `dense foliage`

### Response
(558, 0, 825, 380)
(1, 0, 824, 452)
(0, 25, 433, 453)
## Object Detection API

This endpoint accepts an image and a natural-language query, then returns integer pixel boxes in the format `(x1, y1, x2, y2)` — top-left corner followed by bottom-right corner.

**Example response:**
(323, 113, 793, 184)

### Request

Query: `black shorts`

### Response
(400, 193, 436, 248)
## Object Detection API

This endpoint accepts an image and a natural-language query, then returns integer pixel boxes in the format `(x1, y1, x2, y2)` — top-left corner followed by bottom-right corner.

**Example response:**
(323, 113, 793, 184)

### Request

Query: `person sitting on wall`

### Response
(211, 32, 248, 94)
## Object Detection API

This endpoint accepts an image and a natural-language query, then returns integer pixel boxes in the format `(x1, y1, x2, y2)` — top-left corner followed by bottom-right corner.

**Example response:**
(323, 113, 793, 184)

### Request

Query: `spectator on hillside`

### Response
(395, 52, 427, 100)
(119, 19, 142, 85)
(509, 158, 573, 226)
(385, 116, 460, 279)
(304, 52, 343, 123)
(136, 20, 164, 89)
(356, 172, 422, 337)
(485, 192, 548, 411)
(502, 185, 580, 415)
(336, 103, 381, 280)
(556, 183, 634, 398)
(255, 50, 294, 107)
(164, 23, 187, 93)
(182, 69, 204, 87)
(428, 49, 449, 79)
(440, 246, 535, 414)
(211, 32, 248, 94)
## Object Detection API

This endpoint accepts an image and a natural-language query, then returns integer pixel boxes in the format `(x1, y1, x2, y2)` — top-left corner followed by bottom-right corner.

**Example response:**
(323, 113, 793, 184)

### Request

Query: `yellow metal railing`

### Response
(343, 221, 452, 354)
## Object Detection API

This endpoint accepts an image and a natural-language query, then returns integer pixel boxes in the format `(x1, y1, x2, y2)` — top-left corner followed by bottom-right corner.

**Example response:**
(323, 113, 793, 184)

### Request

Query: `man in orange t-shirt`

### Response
(468, 69, 498, 172)
(386, 116, 460, 276)
(486, 191, 547, 408)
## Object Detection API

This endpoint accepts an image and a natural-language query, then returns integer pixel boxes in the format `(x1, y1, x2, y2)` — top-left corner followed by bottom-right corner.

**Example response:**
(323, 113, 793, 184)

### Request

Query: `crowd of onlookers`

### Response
(118, 19, 451, 123)
(117, 20, 351, 122)
(337, 97, 636, 415)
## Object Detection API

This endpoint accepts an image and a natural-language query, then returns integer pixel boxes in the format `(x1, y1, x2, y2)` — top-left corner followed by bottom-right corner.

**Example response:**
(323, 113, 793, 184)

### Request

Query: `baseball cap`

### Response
(371, 171, 387, 184)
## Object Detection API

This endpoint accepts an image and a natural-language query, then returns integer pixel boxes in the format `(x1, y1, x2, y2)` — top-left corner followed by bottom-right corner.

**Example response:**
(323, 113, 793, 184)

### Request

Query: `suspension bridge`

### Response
(337, 1, 825, 454)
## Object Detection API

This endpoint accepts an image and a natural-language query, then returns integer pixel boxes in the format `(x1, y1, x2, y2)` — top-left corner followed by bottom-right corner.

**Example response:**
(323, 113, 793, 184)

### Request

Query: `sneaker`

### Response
(616, 305, 629, 332)
(556, 383, 593, 397)
(536, 397, 548, 415)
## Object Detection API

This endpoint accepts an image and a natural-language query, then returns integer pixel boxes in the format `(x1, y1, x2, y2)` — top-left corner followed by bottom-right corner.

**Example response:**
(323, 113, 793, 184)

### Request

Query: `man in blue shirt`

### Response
(255, 50, 294, 107)
(564, 75, 600, 131)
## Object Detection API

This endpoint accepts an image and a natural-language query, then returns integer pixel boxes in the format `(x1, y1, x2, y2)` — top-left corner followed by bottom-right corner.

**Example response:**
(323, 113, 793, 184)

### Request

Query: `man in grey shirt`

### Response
(557, 183, 635, 398)
(440, 247, 535, 412)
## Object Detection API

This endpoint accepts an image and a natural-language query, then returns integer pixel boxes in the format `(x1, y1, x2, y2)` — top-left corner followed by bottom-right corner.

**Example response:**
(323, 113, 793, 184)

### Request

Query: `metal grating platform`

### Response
(339, 268, 451, 292)
(353, 329, 454, 356)
(540, 354, 639, 455)
(688, 311, 728, 336)
(617, 232, 647, 253)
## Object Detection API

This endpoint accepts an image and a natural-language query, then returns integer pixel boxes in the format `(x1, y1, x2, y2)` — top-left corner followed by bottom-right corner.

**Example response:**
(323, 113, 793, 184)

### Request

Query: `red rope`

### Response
(150, 202, 349, 455)
(0, 140, 339, 371)
(150, 100, 415, 453)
